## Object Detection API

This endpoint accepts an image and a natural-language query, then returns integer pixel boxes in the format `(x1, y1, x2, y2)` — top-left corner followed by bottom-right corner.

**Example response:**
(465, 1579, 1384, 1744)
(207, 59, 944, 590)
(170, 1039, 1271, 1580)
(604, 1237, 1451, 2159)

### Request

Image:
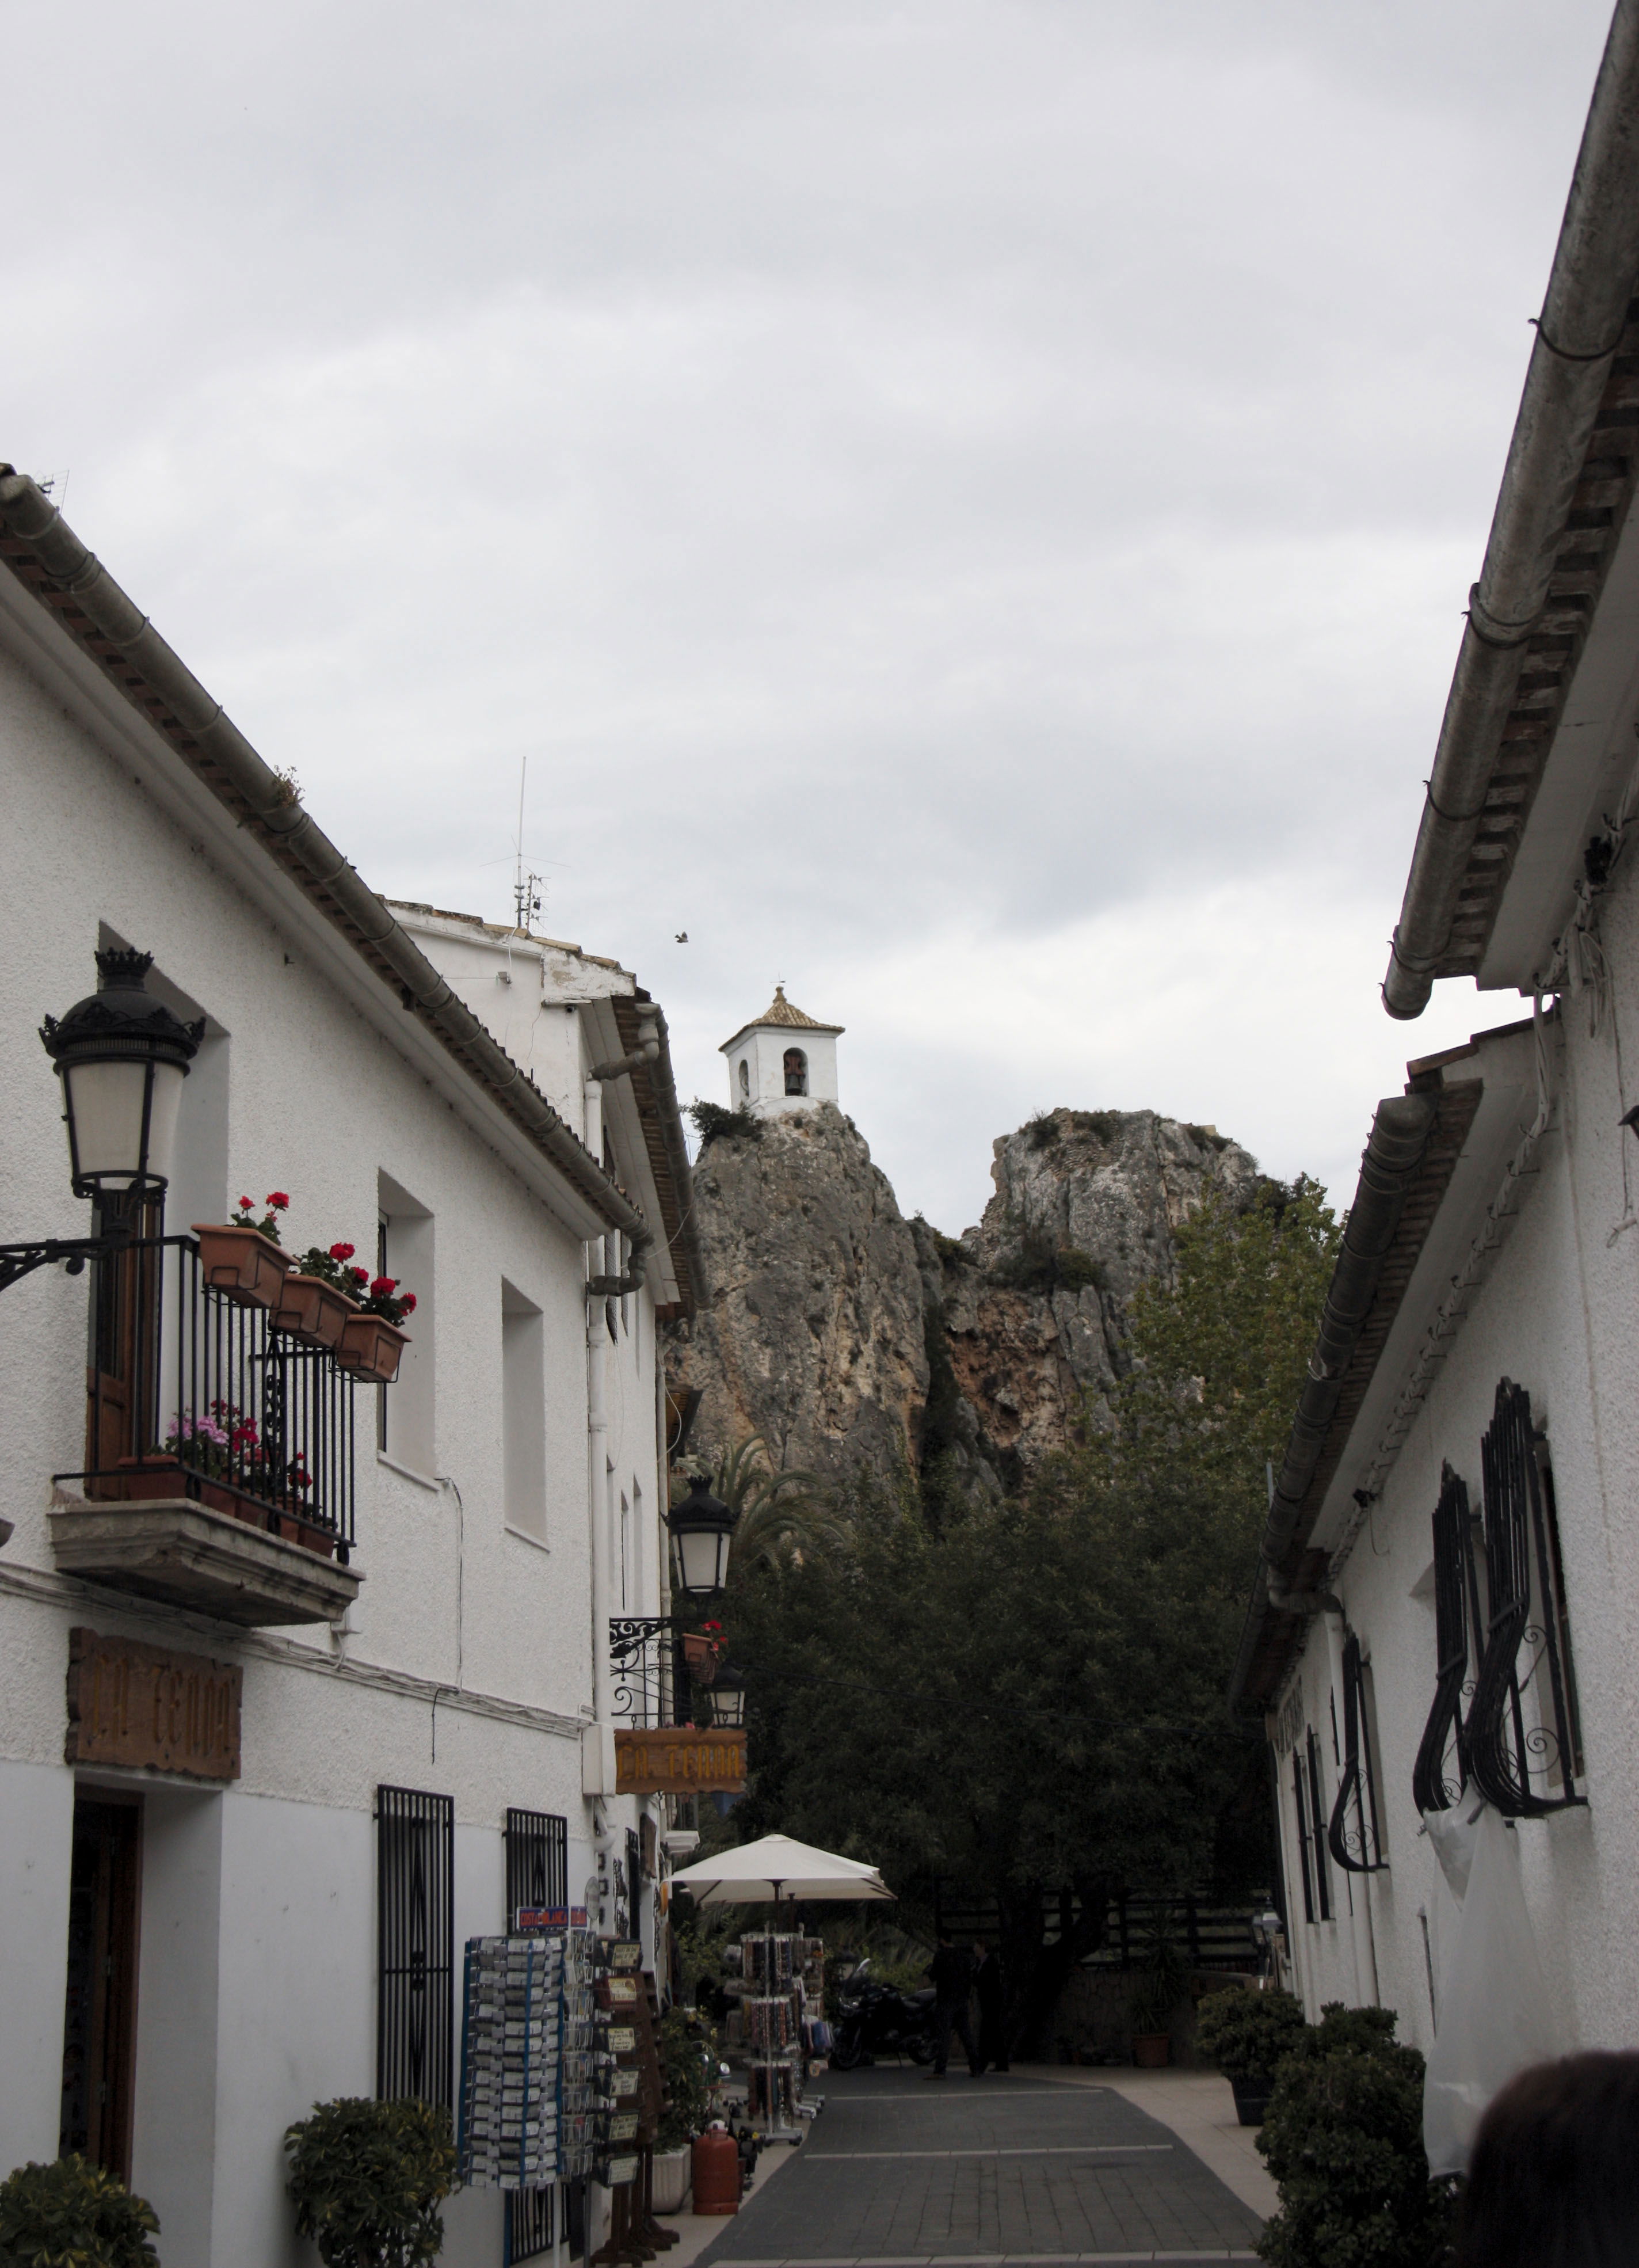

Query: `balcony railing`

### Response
(610, 1618, 689, 1727)
(55, 1234, 357, 1562)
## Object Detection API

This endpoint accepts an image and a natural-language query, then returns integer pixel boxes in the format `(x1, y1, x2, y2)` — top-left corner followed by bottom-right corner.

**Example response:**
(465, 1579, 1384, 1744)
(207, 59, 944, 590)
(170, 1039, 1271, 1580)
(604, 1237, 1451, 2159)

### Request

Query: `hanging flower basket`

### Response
(272, 1274, 356, 1351)
(336, 1312, 410, 1386)
(192, 1223, 292, 1309)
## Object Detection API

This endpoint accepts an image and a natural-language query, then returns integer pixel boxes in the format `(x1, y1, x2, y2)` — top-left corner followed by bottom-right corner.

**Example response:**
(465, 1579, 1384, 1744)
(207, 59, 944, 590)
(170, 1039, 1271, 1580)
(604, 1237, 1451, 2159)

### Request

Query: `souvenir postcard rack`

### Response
(734, 1931, 824, 2138)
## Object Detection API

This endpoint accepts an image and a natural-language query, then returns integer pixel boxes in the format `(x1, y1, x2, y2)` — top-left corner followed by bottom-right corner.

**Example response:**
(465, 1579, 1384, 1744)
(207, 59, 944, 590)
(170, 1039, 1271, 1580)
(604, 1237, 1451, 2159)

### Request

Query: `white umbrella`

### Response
(669, 1830, 894, 1906)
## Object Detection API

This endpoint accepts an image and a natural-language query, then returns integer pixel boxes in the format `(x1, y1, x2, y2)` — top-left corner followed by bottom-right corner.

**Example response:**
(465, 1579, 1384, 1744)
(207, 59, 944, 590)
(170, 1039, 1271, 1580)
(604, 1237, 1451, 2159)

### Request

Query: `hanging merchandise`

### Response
(459, 1930, 599, 2192)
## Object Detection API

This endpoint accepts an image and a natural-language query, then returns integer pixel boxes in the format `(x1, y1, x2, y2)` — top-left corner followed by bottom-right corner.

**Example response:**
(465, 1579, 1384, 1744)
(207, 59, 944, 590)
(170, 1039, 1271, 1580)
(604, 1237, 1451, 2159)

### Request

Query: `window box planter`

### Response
(191, 1223, 292, 1308)
(681, 1633, 721, 1685)
(107, 1458, 334, 1556)
(276, 1511, 336, 1559)
(271, 1273, 356, 1351)
(1131, 2033, 1171, 2069)
(335, 1311, 410, 1386)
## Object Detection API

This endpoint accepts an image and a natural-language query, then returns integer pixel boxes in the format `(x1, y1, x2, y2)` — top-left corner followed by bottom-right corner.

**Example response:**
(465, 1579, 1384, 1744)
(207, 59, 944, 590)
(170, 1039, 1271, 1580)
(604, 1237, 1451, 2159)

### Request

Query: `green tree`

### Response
(1096, 1176, 1340, 1513)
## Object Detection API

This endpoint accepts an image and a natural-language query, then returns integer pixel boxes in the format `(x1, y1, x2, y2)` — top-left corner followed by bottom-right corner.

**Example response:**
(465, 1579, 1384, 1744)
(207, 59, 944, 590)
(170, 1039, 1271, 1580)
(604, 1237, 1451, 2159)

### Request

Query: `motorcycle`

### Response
(829, 1959, 937, 2069)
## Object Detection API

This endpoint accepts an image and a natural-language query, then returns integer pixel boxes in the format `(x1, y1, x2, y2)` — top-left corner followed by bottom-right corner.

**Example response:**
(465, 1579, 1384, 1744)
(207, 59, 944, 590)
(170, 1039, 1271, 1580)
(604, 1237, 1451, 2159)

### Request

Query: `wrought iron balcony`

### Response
(49, 1233, 361, 1626)
(610, 1618, 685, 1728)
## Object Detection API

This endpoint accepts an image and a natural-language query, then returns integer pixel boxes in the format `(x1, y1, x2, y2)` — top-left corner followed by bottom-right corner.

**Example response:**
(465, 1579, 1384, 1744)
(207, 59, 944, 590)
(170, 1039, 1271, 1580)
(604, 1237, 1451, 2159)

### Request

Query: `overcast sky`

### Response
(5, 1, 1617, 1231)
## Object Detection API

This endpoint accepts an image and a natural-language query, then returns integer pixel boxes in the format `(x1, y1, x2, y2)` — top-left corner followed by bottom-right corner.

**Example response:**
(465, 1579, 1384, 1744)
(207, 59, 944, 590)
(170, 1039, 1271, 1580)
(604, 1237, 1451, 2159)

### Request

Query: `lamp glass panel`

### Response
(675, 1524, 729, 1597)
(63, 1058, 185, 1187)
(710, 1682, 746, 1729)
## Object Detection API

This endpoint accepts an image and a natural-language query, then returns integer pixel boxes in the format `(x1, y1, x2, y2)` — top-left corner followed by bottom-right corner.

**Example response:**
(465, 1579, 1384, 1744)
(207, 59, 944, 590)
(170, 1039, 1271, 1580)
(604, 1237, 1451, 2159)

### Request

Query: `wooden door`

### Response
(59, 1797, 142, 2179)
(85, 1205, 162, 1489)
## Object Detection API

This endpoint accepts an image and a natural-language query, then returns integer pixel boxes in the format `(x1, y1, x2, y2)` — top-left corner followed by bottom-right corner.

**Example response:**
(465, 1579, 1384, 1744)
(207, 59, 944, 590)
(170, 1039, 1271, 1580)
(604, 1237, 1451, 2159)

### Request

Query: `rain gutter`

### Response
(0, 467, 648, 1242)
(1383, 0, 1639, 1018)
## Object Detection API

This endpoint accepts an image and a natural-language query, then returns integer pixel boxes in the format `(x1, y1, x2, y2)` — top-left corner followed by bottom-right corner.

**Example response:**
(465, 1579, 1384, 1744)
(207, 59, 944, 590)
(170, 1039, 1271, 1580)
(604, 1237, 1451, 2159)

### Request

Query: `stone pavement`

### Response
(688, 2067, 1264, 2267)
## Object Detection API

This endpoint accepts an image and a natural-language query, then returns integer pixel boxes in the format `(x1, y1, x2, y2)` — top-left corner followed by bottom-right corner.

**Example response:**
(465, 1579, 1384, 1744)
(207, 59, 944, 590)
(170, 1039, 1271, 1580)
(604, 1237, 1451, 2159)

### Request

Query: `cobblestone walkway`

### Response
(692, 2069, 1264, 2266)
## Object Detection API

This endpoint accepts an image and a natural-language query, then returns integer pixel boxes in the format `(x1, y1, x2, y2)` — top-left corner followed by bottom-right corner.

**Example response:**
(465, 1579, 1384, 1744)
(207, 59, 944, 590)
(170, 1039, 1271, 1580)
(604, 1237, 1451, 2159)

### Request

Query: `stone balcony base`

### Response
(49, 1498, 363, 1627)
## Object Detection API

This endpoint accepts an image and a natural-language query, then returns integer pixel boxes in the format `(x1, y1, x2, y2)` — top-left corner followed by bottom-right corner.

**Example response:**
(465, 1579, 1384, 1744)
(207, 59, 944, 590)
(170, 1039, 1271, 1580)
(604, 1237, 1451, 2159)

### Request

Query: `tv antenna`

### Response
(511, 753, 544, 933)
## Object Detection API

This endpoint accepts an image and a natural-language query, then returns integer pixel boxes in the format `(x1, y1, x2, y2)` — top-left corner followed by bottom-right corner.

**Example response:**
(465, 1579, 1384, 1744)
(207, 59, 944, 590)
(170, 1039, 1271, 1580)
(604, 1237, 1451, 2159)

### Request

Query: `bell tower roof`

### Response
(719, 985, 845, 1054)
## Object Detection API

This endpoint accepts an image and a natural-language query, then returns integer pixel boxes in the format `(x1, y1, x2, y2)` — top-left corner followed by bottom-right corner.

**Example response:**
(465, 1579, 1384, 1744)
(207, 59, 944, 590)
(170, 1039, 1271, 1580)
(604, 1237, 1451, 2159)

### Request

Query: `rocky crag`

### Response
(664, 1102, 1260, 1495)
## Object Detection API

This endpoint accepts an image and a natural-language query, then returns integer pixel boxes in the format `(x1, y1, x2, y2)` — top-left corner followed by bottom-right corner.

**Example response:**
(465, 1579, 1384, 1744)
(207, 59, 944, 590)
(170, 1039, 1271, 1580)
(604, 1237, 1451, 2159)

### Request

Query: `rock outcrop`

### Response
(664, 1102, 1261, 1494)
(665, 1103, 928, 1482)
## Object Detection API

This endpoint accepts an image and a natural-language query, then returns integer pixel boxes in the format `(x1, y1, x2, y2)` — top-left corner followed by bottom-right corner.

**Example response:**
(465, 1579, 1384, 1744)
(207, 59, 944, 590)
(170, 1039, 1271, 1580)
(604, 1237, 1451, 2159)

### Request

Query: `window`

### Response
(502, 1281, 546, 1541)
(1291, 1755, 1316, 1925)
(504, 1807, 568, 1921)
(620, 1491, 631, 1609)
(1413, 1463, 1480, 1814)
(59, 1796, 141, 2179)
(1327, 1631, 1388, 1873)
(1306, 1728, 1332, 1920)
(783, 1048, 807, 1096)
(376, 1786, 453, 2107)
(738, 1057, 750, 1099)
(378, 1174, 434, 1475)
(1466, 1380, 1585, 1816)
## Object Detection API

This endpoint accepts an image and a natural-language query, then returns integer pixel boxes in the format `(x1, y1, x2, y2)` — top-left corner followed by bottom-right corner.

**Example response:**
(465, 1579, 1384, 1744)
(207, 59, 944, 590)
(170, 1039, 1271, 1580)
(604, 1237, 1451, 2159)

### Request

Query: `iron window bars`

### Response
(1412, 1464, 1482, 1814)
(508, 2187, 555, 2266)
(1305, 1728, 1332, 1920)
(1467, 1380, 1584, 1817)
(1327, 1630, 1388, 1873)
(55, 1232, 357, 1559)
(1411, 1385, 1584, 1820)
(376, 1786, 455, 2107)
(1291, 1753, 1316, 1925)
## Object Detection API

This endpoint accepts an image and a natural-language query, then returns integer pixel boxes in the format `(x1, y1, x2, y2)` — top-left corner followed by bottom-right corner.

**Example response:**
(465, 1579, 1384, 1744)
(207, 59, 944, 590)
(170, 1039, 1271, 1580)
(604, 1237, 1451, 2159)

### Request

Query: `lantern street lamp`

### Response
(0, 947, 202, 1295)
(665, 1474, 738, 1600)
(707, 1661, 747, 1731)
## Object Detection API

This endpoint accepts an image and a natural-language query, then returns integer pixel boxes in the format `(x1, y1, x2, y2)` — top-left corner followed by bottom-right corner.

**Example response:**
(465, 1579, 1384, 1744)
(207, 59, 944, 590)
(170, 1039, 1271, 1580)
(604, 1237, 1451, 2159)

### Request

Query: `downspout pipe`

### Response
(1382, 0, 1639, 1019)
(0, 468, 649, 1243)
(643, 1006, 711, 1314)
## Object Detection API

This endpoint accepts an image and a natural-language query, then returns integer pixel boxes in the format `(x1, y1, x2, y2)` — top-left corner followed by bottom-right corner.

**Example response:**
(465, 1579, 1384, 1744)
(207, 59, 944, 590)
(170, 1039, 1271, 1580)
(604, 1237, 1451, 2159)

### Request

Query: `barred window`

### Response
(1291, 1753, 1316, 1925)
(1466, 1380, 1585, 1817)
(376, 1786, 453, 2107)
(1328, 1631, 1387, 1873)
(504, 1807, 568, 1924)
(1306, 1729, 1332, 1921)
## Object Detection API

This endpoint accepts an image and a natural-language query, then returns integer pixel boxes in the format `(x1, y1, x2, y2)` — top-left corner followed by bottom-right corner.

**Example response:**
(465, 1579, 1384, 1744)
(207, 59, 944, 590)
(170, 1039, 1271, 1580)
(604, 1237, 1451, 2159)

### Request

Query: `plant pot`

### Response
(1131, 2033, 1171, 2069)
(276, 1512, 336, 1559)
(272, 1274, 356, 1351)
(108, 1456, 190, 1503)
(681, 1634, 721, 1685)
(335, 1312, 410, 1386)
(651, 2148, 691, 2214)
(1230, 2075, 1274, 2126)
(192, 1223, 292, 1309)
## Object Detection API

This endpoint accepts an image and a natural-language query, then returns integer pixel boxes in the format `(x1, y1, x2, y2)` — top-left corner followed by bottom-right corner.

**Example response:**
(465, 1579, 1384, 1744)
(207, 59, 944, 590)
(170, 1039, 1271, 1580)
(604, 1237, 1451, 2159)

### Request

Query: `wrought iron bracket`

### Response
(0, 1233, 124, 1295)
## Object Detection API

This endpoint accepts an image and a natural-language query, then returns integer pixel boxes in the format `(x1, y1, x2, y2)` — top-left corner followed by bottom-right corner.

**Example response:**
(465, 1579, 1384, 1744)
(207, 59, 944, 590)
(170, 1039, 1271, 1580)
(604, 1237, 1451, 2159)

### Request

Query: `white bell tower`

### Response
(720, 986, 844, 1117)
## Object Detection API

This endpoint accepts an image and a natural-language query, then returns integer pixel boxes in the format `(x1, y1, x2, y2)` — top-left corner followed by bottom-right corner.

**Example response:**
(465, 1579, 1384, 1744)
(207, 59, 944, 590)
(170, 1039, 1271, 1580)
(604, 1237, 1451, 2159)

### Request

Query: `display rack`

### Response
(733, 1931, 824, 2140)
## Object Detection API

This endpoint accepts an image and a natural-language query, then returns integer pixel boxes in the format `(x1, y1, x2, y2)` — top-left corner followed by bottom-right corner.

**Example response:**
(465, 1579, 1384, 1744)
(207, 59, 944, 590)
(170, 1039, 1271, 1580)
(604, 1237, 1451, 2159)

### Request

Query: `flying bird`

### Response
(674, 931, 689, 943)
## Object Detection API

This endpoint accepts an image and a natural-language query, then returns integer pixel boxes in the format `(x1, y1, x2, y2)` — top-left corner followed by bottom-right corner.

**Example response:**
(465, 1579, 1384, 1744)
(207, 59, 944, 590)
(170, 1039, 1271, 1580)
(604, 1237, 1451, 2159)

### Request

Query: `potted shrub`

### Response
(274, 1241, 365, 1352)
(285, 2095, 455, 2268)
(1195, 1985, 1307, 2125)
(193, 1191, 293, 1308)
(1127, 1917, 1189, 2068)
(336, 1269, 417, 1387)
(0, 2153, 159, 2267)
(1257, 2003, 1457, 2266)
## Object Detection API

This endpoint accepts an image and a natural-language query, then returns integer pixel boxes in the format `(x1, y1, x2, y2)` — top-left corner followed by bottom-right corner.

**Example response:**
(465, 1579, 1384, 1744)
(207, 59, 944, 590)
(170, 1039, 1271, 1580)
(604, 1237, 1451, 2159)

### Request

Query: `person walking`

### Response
(923, 1931, 981, 2078)
(972, 1939, 1008, 2073)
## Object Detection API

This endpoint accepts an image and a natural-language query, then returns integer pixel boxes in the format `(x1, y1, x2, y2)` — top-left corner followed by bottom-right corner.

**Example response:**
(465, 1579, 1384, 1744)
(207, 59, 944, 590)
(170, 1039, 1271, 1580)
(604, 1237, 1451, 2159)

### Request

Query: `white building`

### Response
(0, 462, 709, 2264)
(1233, 5, 1639, 2160)
(720, 985, 843, 1115)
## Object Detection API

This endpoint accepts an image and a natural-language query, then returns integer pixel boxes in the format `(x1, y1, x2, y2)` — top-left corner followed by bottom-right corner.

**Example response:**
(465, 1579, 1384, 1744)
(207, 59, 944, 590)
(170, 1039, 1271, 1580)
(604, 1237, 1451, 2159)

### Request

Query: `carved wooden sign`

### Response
(66, 1627, 242, 1780)
(613, 1727, 746, 1795)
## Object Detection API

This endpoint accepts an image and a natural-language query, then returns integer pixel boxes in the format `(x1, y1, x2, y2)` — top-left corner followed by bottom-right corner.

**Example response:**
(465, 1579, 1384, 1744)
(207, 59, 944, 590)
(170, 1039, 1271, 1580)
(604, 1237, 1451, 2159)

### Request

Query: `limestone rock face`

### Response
(665, 1103, 928, 1482)
(919, 1110, 1261, 1486)
(665, 1102, 1261, 1493)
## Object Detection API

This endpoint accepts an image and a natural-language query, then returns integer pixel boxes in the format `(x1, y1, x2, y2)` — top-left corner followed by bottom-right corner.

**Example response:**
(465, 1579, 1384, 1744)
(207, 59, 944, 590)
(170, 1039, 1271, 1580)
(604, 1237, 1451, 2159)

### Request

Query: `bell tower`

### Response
(719, 986, 844, 1116)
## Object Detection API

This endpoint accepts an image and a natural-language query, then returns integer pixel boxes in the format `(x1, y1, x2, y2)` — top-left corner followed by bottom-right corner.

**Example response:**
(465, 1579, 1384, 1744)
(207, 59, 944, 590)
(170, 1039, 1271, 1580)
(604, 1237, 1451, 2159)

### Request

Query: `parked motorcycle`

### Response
(830, 1960, 937, 2069)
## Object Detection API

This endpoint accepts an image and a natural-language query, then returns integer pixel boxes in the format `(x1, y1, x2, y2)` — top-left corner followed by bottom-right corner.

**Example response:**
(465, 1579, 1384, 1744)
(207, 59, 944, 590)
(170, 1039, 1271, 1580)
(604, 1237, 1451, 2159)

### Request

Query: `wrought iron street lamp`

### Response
(0, 947, 201, 1295)
(665, 1474, 738, 1600)
(707, 1661, 747, 1730)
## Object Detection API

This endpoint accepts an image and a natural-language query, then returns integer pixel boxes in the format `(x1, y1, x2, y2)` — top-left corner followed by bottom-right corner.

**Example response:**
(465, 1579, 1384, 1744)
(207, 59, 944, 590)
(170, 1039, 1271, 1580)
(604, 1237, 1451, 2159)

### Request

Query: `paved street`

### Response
(692, 2068, 1265, 2267)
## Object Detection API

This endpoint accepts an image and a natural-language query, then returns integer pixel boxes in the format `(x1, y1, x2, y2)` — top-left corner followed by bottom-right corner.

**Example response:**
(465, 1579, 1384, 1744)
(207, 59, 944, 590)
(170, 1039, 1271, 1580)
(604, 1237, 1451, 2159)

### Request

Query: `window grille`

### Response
(1305, 1729, 1332, 1920)
(376, 1786, 453, 2107)
(1291, 1754, 1316, 1925)
(1327, 1631, 1388, 1873)
(504, 1808, 568, 1923)
(1466, 1380, 1585, 1817)
(508, 2186, 555, 2263)
(1412, 1464, 1481, 1814)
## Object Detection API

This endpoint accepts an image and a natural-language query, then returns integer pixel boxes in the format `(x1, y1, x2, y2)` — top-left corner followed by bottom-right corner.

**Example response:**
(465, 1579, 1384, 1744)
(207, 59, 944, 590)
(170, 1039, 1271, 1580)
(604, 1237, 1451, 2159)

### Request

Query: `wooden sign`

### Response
(66, 1628, 242, 1781)
(613, 1726, 746, 1795)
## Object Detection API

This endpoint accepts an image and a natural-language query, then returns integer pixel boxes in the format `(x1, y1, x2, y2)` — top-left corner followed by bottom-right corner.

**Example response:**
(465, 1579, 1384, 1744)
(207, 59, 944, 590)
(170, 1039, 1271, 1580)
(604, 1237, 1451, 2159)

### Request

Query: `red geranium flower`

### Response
(267, 1192, 290, 1211)
(329, 1242, 356, 1262)
(238, 1196, 254, 1212)
(370, 1276, 397, 1298)
(399, 1292, 417, 1315)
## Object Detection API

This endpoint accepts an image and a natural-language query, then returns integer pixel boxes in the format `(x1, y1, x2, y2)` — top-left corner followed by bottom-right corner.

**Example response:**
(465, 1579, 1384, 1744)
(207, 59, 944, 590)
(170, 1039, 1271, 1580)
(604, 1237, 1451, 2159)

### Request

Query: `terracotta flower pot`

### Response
(192, 1223, 292, 1308)
(109, 1455, 189, 1502)
(277, 1512, 335, 1558)
(1131, 2033, 1171, 2069)
(335, 1311, 410, 1385)
(681, 1633, 721, 1685)
(271, 1273, 356, 1350)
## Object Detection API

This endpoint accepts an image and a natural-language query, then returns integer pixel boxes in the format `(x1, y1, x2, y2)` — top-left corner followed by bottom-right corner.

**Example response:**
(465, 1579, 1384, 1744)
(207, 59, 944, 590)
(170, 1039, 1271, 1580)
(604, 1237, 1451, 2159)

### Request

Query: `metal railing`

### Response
(55, 1233, 358, 1562)
(609, 1617, 689, 1727)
